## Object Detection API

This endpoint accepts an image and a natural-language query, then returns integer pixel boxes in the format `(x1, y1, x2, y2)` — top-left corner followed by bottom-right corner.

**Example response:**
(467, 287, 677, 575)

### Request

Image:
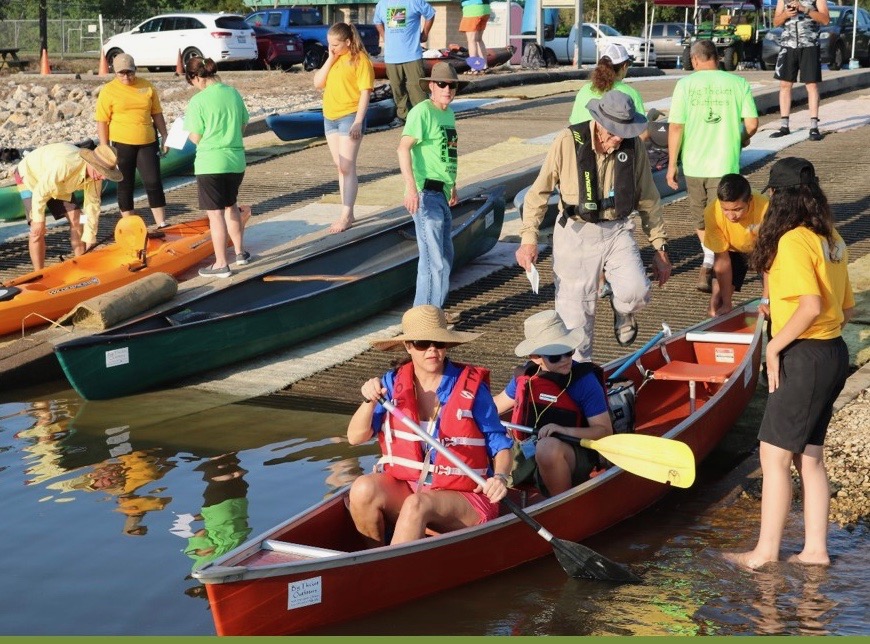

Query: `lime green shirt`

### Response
(668, 70, 757, 178)
(402, 99, 458, 200)
(184, 82, 249, 175)
(568, 81, 646, 125)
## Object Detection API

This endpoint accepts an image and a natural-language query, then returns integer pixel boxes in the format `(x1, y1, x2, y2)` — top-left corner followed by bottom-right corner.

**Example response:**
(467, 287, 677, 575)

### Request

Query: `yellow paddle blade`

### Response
(581, 433, 696, 489)
(114, 215, 148, 257)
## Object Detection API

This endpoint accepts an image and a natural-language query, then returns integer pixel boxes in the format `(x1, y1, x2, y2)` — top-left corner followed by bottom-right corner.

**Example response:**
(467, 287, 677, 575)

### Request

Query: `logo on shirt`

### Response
(386, 7, 408, 28)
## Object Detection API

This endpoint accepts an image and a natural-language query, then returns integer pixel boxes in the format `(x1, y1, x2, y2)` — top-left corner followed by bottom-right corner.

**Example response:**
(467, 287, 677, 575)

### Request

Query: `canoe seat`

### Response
(652, 361, 736, 414)
(263, 540, 345, 560)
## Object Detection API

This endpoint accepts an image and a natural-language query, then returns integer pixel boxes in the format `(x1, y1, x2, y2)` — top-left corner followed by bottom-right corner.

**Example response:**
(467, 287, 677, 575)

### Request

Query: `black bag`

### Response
(521, 42, 546, 69)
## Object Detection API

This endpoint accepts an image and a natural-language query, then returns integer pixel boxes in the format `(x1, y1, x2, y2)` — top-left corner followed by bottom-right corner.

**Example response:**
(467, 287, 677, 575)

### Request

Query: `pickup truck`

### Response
(245, 7, 380, 71)
(544, 23, 656, 66)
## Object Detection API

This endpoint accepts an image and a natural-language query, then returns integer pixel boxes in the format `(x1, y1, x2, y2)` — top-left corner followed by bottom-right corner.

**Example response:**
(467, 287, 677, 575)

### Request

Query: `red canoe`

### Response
(193, 304, 764, 635)
(372, 46, 515, 80)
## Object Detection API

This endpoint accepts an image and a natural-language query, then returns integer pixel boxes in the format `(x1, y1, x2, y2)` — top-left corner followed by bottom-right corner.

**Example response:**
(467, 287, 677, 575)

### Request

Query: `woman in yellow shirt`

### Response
(727, 158, 854, 571)
(313, 23, 374, 234)
(95, 53, 169, 228)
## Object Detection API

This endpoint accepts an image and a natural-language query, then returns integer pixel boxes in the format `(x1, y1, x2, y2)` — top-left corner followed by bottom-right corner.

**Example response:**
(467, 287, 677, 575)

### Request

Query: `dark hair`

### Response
(184, 57, 218, 84)
(717, 173, 752, 203)
(751, 181, 836, 273)
(590, 56, 629, 93)
(691, 40, 717, 61)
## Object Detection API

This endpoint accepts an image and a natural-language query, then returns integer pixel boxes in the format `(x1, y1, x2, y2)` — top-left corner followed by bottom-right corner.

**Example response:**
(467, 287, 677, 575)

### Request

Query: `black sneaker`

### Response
(808, 128, 823, 141)
(770, 127, 790, 138)
(235, 251, 252, 266)
(198, 265, 232, 278)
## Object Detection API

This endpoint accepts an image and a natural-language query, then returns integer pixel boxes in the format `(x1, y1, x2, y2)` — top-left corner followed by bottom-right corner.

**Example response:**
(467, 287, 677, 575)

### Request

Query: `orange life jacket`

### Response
(377, 361, 491, 491)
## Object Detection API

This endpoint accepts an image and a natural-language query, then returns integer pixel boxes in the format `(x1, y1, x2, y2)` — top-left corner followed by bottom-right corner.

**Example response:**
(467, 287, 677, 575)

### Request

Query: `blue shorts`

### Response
(324, 113, 361, 137)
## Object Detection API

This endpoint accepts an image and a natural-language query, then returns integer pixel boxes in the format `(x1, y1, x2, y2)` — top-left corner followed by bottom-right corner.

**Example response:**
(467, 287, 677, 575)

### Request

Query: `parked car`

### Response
(244, 7, 380, 71)
(252, 25, 304, 69)
(103, 13, 257, 71)
(645, 22, 694, 67)
(544, 23, 657, 66)
(680, 1, 767, 71)
(762, 4, 870, 71)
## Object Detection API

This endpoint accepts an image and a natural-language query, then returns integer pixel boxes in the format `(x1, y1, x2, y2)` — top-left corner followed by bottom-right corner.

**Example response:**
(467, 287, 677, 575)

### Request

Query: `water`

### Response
(1, 386, 867, 636)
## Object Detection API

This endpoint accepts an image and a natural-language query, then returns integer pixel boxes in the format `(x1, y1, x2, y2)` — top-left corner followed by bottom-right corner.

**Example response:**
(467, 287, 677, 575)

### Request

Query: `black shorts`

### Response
(197, 172, 244, 210)
(774, 46, 822, 84)
(758, 337, 848, 453)
(533, 440, 597, 497)
(15, 169, 82, 222)
(729, 251, 750, 291)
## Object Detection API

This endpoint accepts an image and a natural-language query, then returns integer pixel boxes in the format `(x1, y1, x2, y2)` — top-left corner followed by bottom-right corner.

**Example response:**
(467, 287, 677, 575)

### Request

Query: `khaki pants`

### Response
(685, 176, 720, 230)
(553, 217, 651, 361)
(386, 59, 427, 121)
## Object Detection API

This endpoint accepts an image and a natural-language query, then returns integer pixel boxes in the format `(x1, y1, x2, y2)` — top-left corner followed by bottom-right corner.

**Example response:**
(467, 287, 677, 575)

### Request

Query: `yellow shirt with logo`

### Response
(768, 227, 854, 339)
(703, 191, 768, 254)
(95, 77, 163, 145)
(322, 52, 375, 121)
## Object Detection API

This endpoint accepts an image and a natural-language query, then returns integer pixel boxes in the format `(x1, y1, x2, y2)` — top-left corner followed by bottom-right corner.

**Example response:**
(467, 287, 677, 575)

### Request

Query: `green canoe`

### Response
(54, 188, 505, 400)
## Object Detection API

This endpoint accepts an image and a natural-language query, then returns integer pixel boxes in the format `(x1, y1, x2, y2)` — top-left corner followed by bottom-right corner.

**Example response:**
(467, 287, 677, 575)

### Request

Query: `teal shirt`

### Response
(568, 81, 646, 125)
(184, 82, 249, 175)
(402, 99, 458, 200)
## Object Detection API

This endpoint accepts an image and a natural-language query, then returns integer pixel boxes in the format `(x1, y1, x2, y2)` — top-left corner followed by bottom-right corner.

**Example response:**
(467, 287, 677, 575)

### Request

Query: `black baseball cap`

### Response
(762, 157, 818, 192)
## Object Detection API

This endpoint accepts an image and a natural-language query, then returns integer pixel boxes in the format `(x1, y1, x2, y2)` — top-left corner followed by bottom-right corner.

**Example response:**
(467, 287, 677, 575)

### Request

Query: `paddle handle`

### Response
(608, 325, 669, 383)
(378, 398, 558, 541)
(503, 420, 593, 450)
(263, 274, 358, 282)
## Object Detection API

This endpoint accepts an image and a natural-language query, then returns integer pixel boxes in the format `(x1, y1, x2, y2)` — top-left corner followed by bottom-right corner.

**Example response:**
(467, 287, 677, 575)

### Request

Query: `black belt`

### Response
(423, 179, 445, 192)
(559, 198, 616, 227)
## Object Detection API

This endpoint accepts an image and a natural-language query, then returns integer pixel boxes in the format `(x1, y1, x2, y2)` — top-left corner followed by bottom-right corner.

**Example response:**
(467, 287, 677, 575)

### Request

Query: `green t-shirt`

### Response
(184, 82, 250, 175)
(402, 99, 458, 200)
(568, 81, 646, 125)
(668, 70, 757, 178)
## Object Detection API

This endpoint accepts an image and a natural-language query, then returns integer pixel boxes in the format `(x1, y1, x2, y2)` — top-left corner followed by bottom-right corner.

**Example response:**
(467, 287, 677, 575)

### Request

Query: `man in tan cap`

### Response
(15, 142, 122, 270)
(397, 62, 469, 309)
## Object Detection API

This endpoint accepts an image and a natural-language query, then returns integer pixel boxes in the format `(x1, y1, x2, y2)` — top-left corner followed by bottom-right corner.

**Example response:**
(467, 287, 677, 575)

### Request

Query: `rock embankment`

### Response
(0, 72, 325, 181)
(826, 388, 870, 527)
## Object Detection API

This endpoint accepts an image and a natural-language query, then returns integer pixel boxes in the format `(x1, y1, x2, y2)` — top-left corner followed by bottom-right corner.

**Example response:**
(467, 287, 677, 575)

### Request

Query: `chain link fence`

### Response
(0, 18, 133, 55)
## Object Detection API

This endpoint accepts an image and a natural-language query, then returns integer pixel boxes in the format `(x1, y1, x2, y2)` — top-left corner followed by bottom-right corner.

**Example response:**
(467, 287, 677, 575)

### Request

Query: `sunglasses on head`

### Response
(409, 340, 448, 350)
(434, 81, 457, 90)
(542, 351, 573, 363)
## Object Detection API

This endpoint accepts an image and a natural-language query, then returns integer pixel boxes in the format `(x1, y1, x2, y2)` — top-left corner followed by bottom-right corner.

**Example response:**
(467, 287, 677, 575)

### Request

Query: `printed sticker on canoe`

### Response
(288, 576, 322, 610)
(105, 347, 130, 368)
(714, 347, 735, 364)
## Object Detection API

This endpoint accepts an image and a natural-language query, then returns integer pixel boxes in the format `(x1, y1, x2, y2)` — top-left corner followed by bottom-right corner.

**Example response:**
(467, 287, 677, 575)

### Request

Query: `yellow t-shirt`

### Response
(768, 227, 855, 340)
(95, 77, 163, 145)
(322, 52, 375, 121)
(703, 191, 768, 254)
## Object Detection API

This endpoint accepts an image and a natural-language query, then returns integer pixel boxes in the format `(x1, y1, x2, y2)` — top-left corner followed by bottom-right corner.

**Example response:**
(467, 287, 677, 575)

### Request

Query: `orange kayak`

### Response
(0, 215, 229, 337)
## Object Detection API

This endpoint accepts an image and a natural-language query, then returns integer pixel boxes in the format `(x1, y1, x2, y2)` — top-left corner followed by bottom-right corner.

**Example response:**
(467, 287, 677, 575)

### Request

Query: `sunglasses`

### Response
(409, 340, 448, 351)
(434, 81, 457, 90)
(542, 351, 573, 363)
(116, 70, 135, 76)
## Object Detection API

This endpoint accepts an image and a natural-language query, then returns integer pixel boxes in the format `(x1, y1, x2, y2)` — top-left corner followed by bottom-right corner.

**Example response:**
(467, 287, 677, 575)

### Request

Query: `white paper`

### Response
(525, 264, 540, 294)
(164, 117, 191, 150)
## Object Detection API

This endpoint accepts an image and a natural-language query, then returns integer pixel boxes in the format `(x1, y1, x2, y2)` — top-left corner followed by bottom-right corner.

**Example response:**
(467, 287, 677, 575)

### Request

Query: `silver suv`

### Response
(645, 22, 694, 67)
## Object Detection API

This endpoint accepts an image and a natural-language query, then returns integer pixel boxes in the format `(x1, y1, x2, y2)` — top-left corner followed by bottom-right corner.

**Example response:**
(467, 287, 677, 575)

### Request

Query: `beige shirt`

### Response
(17, 143, 102, 244)
(520, 127, 666, 250)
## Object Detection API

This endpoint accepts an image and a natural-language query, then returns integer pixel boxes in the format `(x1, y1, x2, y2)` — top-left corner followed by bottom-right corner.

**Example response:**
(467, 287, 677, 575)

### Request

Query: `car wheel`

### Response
(182, 47, 204, 68)
(723, 46, 739, 71)
(828, 42, 846, 71)
(106, 48, 123, 73)
(681, 47, 693, 71)
(544, 48, 558, 68)
(303, 44, 327, 71)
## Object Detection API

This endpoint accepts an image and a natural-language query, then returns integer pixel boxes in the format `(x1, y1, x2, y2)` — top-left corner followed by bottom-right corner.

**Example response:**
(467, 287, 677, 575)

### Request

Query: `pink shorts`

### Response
(405, 481, 500, 524)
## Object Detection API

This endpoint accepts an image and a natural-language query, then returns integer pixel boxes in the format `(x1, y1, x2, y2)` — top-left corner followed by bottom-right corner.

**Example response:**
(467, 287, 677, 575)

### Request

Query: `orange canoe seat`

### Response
(652, 361, 737, 413)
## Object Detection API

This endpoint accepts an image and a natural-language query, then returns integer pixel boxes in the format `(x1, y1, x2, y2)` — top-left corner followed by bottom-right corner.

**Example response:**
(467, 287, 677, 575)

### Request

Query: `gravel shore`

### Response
(826, 388, 870, 527)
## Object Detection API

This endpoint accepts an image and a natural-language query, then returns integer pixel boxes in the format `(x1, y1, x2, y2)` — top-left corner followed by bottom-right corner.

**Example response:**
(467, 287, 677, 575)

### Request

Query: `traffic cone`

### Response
(40, 48, 51, 75)
(175, 50, 184, 76)
(98, 49, 109, 76)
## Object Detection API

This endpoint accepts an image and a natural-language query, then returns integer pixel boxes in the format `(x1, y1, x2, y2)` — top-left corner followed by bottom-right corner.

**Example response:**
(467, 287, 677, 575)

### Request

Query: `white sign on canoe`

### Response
(288, 576, 322, 610)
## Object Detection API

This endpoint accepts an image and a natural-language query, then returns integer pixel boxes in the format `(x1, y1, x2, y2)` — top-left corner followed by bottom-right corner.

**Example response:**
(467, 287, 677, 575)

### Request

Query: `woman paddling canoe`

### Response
(347, 304, 513, 545)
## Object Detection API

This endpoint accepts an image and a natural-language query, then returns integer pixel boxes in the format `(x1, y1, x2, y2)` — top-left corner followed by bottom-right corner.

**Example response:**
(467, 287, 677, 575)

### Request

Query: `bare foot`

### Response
(328, 216, 354, 234)
(787, 552, 830, 566)
(723, 551, 776, 570)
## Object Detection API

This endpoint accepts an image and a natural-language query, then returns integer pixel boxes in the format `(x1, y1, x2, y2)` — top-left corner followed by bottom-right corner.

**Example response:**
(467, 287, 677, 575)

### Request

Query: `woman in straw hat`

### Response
(15, 142, 123, 271)
(493, 310, 612, 497)
(397, 62, 469, 308)
(347, 304, 513, 545)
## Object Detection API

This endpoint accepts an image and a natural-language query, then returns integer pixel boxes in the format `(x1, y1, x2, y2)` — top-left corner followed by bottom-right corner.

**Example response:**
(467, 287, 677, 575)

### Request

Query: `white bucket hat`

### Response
(514, 310, 589, 357)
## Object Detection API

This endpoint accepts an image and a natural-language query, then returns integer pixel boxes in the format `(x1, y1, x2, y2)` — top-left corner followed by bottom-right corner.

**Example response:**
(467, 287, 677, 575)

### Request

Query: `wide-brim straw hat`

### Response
(514, 310, 589, 357)
(418, 61, 471, 93)
(371, 305, 480, 351)
(79, 144, 123, 182)
(587, 90, 647, 139)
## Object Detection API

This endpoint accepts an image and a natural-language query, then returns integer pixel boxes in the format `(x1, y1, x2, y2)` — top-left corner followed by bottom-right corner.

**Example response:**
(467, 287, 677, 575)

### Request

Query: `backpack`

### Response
(521, 42, 546, 69)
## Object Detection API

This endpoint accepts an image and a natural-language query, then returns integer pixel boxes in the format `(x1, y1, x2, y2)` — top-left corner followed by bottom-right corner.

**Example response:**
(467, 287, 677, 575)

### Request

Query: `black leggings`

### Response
(113, 140, 166, 212)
